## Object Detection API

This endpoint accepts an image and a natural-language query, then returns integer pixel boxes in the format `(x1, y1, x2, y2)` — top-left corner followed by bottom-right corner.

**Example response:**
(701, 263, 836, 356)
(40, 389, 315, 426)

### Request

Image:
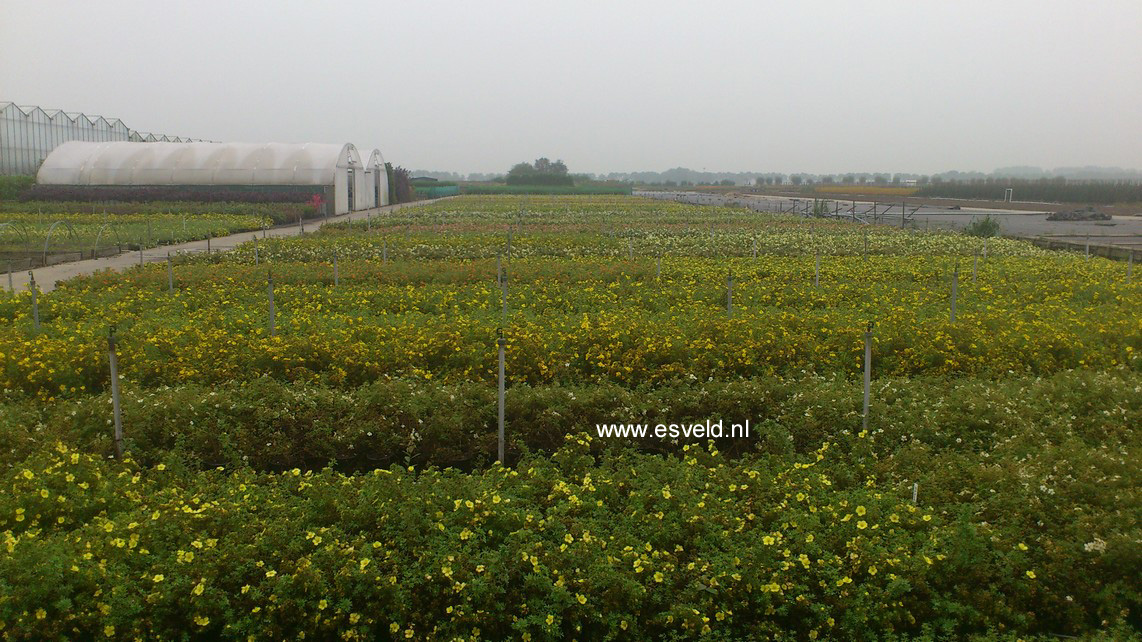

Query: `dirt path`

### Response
(5, 198, 448, 294)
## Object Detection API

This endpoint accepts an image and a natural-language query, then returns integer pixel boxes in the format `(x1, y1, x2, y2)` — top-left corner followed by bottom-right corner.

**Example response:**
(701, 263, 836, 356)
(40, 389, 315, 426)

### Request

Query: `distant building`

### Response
(0, 102, 209, 175)
(37, 141, 389, 214)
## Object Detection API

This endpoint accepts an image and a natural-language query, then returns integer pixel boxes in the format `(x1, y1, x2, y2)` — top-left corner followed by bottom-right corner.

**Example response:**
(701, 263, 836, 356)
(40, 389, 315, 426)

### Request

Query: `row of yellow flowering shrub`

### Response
(1, 255, 1137, 398)
(1, 370, 1137, 475)
(228, 224, 1039, 261)
(3, 435, 1135, 640)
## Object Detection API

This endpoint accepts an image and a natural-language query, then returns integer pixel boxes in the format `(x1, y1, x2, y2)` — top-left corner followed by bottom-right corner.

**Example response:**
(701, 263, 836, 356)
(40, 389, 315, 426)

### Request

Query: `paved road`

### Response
(636, 190, 1142, 254)
(5, 199, 446, 294)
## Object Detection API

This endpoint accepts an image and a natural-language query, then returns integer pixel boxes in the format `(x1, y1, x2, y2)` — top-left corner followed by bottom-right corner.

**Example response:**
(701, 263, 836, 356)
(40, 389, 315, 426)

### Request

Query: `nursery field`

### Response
(0, 210, 273, 257)
(0, 202, 296, 269)
(0, 195, 1138, 640)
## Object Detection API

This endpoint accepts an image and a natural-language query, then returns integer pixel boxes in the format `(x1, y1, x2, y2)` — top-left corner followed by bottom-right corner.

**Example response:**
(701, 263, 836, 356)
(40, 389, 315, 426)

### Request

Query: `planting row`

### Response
(2, 255, 1137, 397)
(2, 370, 1136, 473)
(2, 428, 1137, 640)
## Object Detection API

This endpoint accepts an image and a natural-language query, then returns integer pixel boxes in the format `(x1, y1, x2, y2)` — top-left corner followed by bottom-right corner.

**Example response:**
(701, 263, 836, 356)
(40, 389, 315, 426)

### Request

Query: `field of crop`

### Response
(0, 202, 291, 269)
(1, 195, 1138, 640)
(0, 210, 272, 257)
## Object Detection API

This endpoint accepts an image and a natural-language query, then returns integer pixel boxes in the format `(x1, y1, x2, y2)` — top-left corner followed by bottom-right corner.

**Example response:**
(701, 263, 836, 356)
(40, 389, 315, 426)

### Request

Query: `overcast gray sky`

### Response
(3, 0, 1140, 176)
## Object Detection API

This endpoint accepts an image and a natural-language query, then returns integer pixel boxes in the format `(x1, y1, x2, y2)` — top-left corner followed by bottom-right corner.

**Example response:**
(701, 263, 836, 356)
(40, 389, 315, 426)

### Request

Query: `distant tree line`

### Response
(404, 166, 1142, 194)
(916, 179, 1142, 204)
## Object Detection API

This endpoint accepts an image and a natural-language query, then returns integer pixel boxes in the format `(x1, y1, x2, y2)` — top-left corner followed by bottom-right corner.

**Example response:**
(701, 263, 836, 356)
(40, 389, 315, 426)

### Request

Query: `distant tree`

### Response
(719, 179, 735, 186)
(891, 175, 902, 185)
(820, 175, 834, 184)
(791, 175, 803, 186)
(508, 162, 536, 178)
(859, 176, 868, 185)
(873, 174, 887, 184)
(843, 174, 855, 184)
(773, 175, 783, 185)
(386, 164, 413, 203)
(918, 175, 930, 185)
(506, 158, 572, 185)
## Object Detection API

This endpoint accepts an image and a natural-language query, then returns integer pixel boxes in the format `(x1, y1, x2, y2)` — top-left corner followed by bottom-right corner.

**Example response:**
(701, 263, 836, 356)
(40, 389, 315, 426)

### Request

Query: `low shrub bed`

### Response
(2, 371, 1135, 473)
(3, 437, 1136, 640)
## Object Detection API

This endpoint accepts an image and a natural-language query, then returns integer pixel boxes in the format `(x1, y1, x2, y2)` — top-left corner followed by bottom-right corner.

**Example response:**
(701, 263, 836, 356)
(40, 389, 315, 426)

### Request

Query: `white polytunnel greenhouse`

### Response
(365, 149, 391, 209)
(36, 141, 385, 215)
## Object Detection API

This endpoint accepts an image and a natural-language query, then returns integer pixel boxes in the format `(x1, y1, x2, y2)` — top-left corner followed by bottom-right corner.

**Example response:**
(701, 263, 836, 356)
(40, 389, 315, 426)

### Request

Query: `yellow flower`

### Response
(576, 594, 587, 605)
(546, 614, 554, 625)
(1018, 542, 1028, 551)
(104, 625, 115, 637)
(855, 505, 866, 516)
(857, 520, 868, 530)
(35, 608, 46, 620)
(1026, 570, 1036, 579)
(194, 615, 210, 626)
(152, 574, 164, 582)
(318, 599, 328, 610)
(192, 581, 205, 596)
(654, 571, 664, 583)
